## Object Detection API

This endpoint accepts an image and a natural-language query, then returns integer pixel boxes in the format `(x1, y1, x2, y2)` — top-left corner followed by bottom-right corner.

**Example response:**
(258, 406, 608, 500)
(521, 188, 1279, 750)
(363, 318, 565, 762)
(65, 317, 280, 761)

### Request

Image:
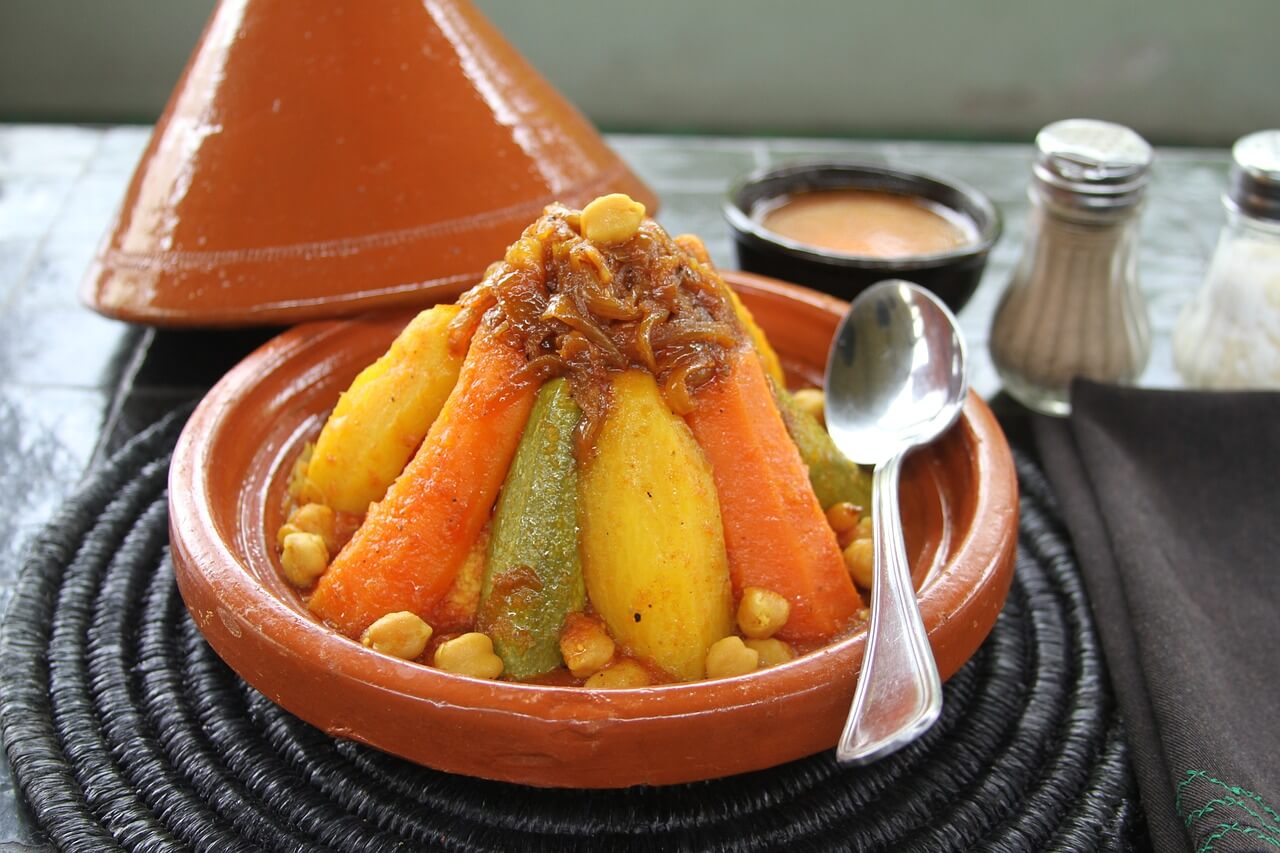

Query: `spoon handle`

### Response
(836, 451, 943, 765)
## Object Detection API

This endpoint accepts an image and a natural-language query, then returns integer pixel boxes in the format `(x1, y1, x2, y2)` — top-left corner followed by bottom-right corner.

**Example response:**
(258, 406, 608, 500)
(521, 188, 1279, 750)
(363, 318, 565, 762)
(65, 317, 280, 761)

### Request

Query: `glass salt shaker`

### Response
(989, 119, 1153, 415)
(1173, 129, 1280, 389)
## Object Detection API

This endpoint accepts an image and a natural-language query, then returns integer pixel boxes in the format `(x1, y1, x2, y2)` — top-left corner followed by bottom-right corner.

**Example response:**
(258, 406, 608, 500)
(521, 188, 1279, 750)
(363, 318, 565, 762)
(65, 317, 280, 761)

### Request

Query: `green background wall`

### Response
(1, 1, 1275, 145)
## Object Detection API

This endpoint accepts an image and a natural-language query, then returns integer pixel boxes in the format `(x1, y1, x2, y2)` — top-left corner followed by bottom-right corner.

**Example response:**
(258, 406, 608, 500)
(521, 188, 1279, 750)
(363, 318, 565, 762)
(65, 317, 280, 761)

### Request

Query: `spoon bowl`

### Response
(824, 279, 969, 764)
(826, 282, 969, 466)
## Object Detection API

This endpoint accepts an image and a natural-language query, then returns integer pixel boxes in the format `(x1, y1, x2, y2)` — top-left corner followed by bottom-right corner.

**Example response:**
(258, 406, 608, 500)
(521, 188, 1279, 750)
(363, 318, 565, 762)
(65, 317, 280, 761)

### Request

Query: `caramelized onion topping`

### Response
(448, 204, 745, 446)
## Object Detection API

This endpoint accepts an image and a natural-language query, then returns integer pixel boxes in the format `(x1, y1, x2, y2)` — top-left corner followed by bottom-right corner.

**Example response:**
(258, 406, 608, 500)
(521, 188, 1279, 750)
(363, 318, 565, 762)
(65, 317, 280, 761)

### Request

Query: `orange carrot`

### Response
(686, 346, 862, 642)
(308, 326, 538, 637)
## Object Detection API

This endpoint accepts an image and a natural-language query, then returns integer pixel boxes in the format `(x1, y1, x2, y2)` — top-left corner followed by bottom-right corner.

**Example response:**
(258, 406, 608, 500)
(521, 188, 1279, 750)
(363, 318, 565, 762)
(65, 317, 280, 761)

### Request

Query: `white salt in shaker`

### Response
(989, 119, 1153, 415)
(1173, 130, 1280, 389)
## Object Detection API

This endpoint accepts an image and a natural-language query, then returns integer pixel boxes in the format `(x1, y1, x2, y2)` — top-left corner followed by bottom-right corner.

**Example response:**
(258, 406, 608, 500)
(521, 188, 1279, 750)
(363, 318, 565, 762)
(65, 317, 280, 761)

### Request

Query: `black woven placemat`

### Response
(1, 410, 1148, 852)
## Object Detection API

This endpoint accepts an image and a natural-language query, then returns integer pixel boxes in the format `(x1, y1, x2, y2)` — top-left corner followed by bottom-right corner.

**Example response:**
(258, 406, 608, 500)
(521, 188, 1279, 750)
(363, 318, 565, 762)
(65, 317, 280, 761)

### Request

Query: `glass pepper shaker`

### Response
(989, 119, 1153, 415)
(1173, 129, 1280, 389)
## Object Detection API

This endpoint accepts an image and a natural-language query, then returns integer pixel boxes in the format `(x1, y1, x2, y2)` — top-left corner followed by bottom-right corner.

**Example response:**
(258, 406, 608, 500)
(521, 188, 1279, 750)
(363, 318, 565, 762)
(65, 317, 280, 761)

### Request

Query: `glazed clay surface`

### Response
(83, 0, 656, 327)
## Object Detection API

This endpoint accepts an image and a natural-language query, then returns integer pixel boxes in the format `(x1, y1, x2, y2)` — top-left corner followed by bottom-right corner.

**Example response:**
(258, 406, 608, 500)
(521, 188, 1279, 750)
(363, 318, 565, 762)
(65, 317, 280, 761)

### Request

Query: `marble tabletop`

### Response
(0, 124, 1230, 848)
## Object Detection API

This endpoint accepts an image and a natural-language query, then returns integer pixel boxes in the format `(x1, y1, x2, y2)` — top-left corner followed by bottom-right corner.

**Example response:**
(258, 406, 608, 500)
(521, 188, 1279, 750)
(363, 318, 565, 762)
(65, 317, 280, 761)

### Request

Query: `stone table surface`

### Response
(0, 124, 1228, 849)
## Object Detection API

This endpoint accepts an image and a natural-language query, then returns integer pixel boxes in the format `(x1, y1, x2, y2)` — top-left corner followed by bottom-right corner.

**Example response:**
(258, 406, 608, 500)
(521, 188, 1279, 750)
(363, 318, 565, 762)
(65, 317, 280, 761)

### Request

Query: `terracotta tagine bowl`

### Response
(82, 0, 656, 327)
(168, 271, 1019, 788)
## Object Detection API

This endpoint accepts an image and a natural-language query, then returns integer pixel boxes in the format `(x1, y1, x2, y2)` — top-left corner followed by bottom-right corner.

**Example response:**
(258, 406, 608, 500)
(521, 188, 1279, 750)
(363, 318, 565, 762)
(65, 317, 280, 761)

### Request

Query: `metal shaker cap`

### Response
(1032, 119, 1153, 211)
(1227, 129, 1280, 222)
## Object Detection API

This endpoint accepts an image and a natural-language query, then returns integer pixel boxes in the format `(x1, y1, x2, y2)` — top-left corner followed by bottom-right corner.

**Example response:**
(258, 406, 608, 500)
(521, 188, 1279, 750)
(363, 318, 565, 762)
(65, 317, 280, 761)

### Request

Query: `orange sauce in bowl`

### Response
(758, 189, 974, 258)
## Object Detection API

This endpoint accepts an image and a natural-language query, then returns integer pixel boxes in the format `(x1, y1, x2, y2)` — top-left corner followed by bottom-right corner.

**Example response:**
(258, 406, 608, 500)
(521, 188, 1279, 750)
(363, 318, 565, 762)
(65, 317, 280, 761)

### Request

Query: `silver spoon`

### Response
(823, 280, 968, 765)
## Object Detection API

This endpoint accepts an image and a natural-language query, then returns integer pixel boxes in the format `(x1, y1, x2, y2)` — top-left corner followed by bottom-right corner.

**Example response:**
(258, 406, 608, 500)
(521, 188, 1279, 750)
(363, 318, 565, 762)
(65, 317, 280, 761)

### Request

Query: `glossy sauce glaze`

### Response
(758, 189, 975, 258)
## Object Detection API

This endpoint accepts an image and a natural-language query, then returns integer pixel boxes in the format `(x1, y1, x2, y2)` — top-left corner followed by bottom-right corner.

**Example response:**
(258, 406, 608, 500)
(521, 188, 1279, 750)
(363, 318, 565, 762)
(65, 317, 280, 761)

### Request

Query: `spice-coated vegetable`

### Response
(687, 347, 863, 642)
(774, 382, 872, 512)
(479, 378, 586, 680)
(579, 370, 735, 681)
(307, 323, 538, 637)
(307, 304, 464, 514)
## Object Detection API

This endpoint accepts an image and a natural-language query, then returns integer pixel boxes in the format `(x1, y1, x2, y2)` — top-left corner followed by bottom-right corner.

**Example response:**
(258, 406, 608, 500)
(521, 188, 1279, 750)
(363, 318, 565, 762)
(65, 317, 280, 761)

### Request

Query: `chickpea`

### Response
(832, 507, 871, 548)
(559, 613, 616, 679)
(825, 501, 862, 536)
(276, 522, 301, 549)
(581, 193, 646, 245)
(791, 388, 826, 425)
(744, 638, 795, 668)
(290, 502, 337, 553)
(434, 632, 504, 680)
(280, 531, 328, 588)
(705, 636, 759, 679)
(844, 537, 874, 589)
(585, 659, 651, 689)
(736, 587, 791, 640)
(361, 612, 433, 660)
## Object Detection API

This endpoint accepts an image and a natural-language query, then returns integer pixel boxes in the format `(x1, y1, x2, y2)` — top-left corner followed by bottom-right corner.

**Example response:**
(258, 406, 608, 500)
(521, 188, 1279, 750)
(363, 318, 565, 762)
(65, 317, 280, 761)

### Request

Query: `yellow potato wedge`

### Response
(307, 304, 464, 514)
(578, 370, 734, 681)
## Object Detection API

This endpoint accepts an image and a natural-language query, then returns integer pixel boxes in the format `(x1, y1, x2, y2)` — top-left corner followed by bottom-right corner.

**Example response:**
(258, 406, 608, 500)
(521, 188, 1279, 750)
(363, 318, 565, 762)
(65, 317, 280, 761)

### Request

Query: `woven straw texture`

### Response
(1, 411, 1148, 852)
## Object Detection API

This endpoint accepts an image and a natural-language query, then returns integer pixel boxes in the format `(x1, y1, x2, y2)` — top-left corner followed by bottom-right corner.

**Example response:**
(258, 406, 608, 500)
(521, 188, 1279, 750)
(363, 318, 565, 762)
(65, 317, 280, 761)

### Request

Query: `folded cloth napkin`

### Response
(1035, 381, 1280, 853)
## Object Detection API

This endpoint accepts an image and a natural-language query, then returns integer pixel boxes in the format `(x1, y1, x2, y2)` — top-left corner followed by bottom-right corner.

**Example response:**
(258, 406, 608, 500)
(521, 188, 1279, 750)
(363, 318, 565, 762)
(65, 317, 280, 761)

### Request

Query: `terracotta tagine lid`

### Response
(82, 0, 657, 327)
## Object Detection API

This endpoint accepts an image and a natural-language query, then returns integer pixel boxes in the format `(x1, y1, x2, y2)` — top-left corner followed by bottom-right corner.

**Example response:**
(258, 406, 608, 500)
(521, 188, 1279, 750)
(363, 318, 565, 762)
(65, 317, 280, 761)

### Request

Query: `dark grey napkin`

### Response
(1035, 380, 1280, 853)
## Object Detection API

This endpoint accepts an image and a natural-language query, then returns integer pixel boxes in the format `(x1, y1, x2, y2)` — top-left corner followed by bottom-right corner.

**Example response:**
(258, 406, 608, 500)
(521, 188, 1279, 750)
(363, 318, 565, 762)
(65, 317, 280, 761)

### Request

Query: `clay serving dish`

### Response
(82, 0, 656, 328)
(725, 163, 1001, 312)
(168, 270, 1018, 788)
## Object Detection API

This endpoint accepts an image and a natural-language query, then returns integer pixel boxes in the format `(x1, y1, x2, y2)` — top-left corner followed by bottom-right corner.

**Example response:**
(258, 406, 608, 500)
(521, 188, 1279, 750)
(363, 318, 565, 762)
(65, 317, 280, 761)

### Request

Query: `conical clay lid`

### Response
(83, 0, 657, 327)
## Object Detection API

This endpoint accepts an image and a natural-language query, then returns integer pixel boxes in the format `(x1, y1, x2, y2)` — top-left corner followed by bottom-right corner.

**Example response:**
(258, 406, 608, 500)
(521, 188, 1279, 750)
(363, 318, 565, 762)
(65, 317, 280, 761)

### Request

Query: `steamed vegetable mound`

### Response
(279, 193, 874, 685)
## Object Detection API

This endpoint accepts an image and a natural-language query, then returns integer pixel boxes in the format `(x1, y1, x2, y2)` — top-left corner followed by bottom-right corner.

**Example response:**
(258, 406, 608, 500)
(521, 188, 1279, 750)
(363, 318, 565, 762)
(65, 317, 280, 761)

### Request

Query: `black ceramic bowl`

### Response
(725, 162, 1001, 312)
